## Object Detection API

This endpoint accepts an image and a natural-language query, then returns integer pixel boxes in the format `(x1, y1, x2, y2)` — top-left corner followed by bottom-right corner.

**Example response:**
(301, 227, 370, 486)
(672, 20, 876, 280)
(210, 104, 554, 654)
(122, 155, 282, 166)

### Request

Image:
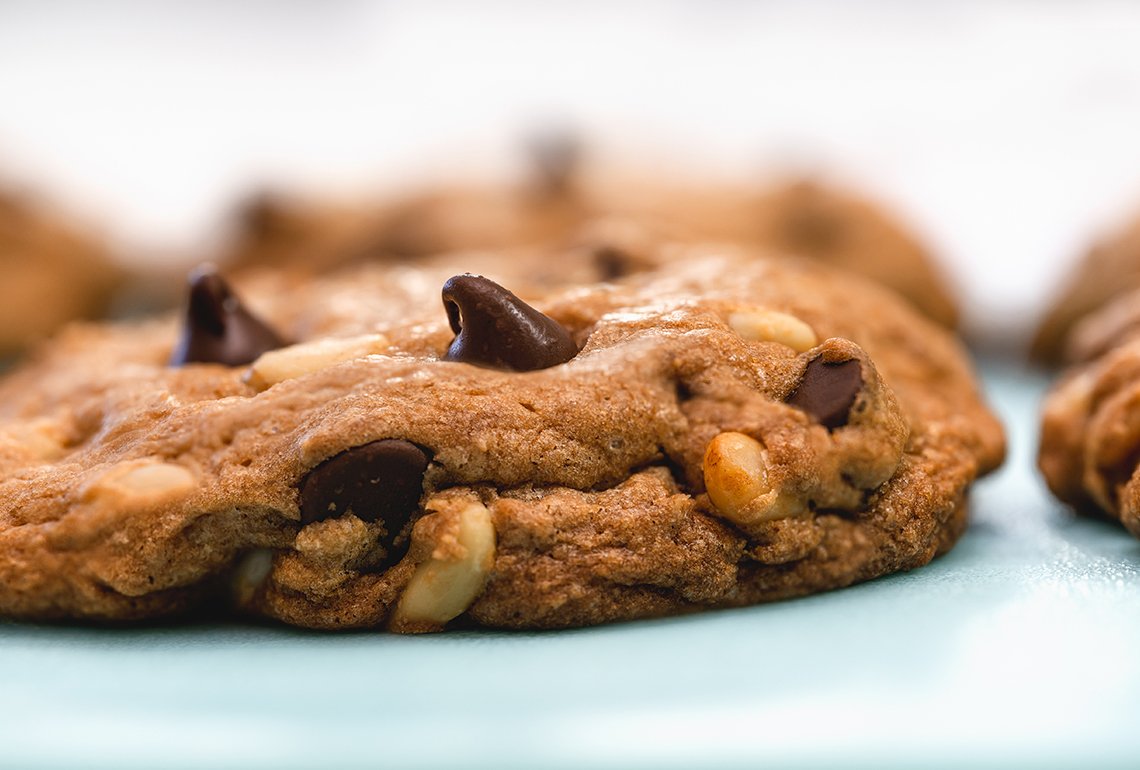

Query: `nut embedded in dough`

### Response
(232, 548, 275, 606)
(727, 308, 818, 352)
(246, 333, 390, 389)
(704, 431, 769, 516)
(0, 418, 68, 462)
(392, 498, 496, 630)
(83, 461, 198, 508)
(703, 432, 798, 527)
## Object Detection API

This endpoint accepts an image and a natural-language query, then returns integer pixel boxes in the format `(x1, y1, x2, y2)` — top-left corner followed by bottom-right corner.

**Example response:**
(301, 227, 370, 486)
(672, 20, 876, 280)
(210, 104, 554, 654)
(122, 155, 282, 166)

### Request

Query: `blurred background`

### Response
(5, 0, 1140, 345)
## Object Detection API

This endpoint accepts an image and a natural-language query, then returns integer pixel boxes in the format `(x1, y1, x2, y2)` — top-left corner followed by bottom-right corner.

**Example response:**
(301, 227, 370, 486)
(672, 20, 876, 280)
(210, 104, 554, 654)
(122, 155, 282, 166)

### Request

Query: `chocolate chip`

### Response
(299, 440, 430, 566)
(442, 274, 578, 371)
(169, 265, 286, 367)
(786, 357, 863, 430)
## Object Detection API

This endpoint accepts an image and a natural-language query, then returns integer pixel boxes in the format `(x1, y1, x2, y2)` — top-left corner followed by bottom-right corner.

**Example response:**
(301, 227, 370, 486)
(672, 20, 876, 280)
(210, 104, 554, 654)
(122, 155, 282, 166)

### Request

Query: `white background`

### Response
(4, 1, 1140, 344)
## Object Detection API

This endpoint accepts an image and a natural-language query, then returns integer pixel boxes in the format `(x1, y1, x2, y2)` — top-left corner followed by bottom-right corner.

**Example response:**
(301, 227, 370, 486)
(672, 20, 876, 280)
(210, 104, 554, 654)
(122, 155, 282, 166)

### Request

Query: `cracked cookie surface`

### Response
(0, 247, 1003, 631)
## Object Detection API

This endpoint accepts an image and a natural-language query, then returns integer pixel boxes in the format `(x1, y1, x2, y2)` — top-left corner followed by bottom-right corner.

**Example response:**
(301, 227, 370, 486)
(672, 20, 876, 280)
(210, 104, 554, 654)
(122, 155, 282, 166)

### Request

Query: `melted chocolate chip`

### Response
(299, 440, 430, 566)
(442, 274, 578, 371)
(169, 265, 285, 367)
(786, 357, 863, 430)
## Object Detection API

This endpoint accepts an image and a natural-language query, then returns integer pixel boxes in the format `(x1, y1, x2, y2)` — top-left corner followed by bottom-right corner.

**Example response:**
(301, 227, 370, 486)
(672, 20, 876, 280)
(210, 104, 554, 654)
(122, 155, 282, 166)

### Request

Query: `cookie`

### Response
(0, 187, 122, 357)
(1039, 296, 1140, 536)
(225, 134, 587, 272)
(594, 178, 959, 328)
(1032, 211, 1140, 364)
(0, 248, 1003, 631)
(223, 164, 957, 328)
(1056, 286, 1140, 366)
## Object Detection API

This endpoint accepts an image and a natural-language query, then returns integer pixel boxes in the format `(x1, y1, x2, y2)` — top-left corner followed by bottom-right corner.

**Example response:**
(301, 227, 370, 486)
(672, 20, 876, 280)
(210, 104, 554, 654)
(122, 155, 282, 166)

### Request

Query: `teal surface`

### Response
(2, 360, 1139, 770)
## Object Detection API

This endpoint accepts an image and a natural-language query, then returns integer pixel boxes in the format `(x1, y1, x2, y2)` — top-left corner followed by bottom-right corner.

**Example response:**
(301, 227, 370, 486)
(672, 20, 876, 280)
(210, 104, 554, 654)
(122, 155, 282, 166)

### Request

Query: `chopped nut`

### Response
(232, 548, 275, 606)
(704, 432, 769, 515)
(2, 418, 67, 461)
(728, 309, 817, 352)
(246, 333, 390, 389)
(83, 461, 198, 508)
(703, 432, 798, 527)
(393, 499, 496, 628)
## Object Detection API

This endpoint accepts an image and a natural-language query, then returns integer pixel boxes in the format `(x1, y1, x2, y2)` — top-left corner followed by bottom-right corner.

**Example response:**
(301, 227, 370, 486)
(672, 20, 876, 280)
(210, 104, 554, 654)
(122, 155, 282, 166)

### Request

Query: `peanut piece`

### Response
(394, 500, 496, 627)
(83, 461, 198, 509)
(1, 418, 67, 461)
(232, 548, 274, 605)
(246, 333, 390, 389)
(703, 432, 798, 526)
(728, 309, 817, 352)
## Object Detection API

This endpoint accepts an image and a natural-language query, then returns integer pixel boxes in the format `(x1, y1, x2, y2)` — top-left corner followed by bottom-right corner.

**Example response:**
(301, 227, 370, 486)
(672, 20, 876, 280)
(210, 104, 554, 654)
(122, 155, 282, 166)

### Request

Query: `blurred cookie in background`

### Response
(1058, 286, 1140, 365)
(1038, 259, 1140, 539)
(736, 180, 959, 328)
(593, 177, 959, 328)
(0, 186, 122, 357)
(1039, 306, 1140, 539)
(220, 141, 958, 329)
(224, 133, 591, 273)
(1032, 211, 1140, 365)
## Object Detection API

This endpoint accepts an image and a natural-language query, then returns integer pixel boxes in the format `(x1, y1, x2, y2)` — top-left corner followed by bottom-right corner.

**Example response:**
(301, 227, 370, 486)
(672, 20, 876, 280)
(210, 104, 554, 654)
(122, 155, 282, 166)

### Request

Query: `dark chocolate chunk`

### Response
(786, 357, 863, 430)
(442, 274, 578, 371)
(169, 265, 286, 367)
(299, 440, 430, 566)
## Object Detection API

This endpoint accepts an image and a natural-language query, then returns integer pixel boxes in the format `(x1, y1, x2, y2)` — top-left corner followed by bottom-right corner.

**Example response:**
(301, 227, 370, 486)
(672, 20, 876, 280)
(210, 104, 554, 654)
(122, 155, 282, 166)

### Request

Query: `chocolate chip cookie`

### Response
(0, 187, 122, 356)
(594, 177, 959, 328)
(0, 248, 1003, 631)
(225, 134, 588, 273)
(1032, 211, 1140, 364)
(1039, 295, 1140, 537)
(224, 163, 958, 328)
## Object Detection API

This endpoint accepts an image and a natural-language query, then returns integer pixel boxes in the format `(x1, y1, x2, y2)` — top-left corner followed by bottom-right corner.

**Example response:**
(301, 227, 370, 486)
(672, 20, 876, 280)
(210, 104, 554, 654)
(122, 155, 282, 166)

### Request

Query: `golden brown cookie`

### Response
(592, 178, 959, 327)
(0, 248, 1003, 631)
(1039, 307, 1140, 537)
(0, 188, 122, 357)
(1032, 212, 1140, 364)
(225, 135, 588, 272)
(222, 168, 957, 328)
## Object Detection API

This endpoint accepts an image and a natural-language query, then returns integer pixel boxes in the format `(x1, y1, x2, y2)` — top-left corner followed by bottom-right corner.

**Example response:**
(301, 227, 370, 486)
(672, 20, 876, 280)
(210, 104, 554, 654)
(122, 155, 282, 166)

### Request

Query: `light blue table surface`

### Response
(2, 359, 1138, 770)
